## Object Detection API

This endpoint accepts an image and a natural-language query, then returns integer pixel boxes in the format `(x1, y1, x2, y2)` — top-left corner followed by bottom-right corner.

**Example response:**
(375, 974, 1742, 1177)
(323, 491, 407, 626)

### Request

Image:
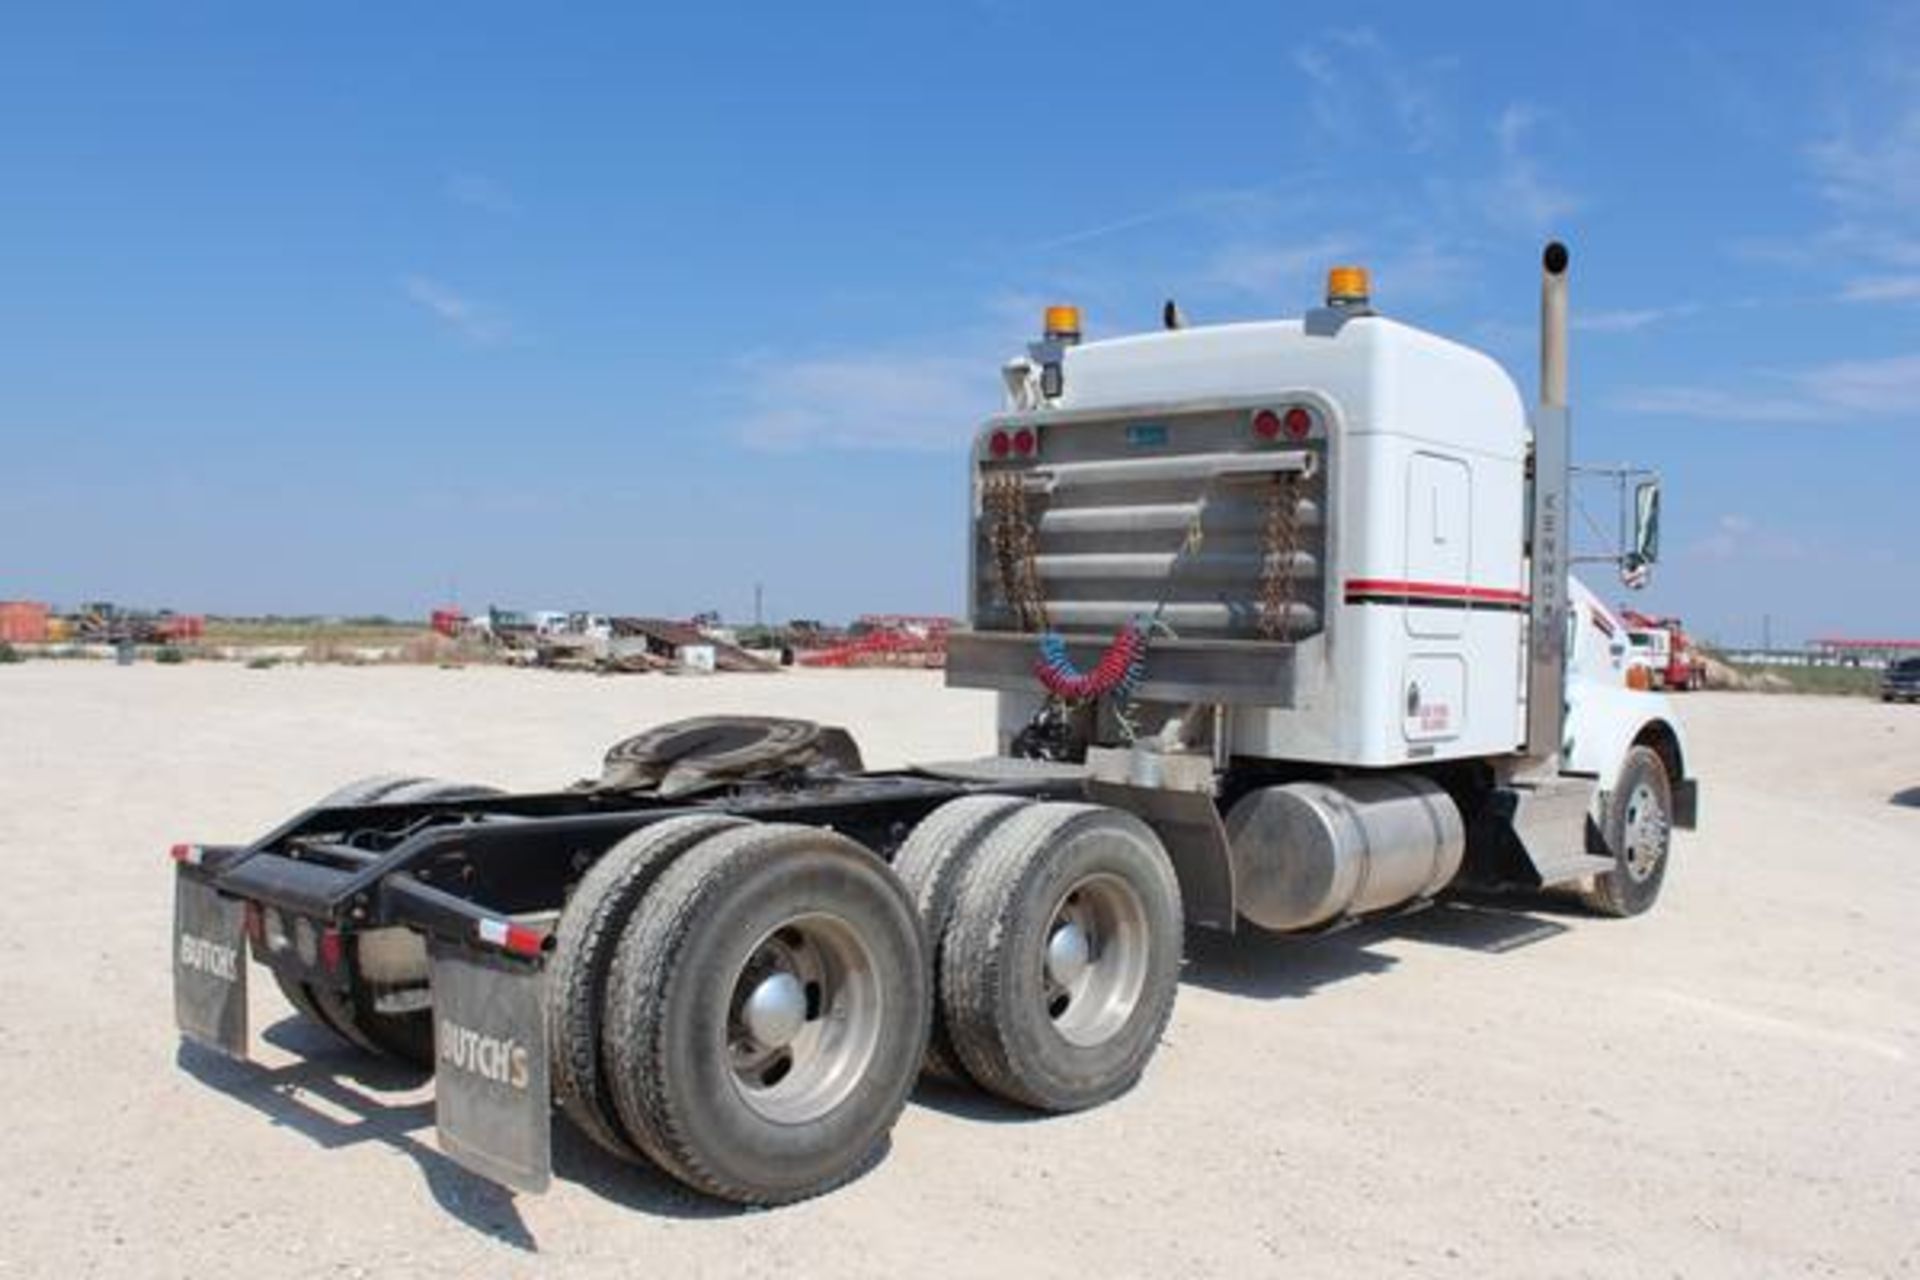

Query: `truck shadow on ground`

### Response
(916, 897, 1574, 1125)
(178, 1018, 750, 1247)
(1891, 786, 1920, 809)
(184, 897, 1579, 1218)
(1179, 897, 1573, 1001)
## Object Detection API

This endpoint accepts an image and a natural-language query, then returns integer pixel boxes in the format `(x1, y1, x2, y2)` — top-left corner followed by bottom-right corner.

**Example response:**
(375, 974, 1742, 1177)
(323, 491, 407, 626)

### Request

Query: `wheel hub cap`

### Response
(1622, 783, 1669, 882)
(742, 971, 807, 1049)
(1045, 921, 1091, 988)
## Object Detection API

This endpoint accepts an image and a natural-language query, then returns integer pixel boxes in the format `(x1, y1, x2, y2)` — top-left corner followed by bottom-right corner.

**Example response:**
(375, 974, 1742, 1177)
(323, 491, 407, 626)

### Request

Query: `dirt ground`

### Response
(1, 665, 1915, 1278)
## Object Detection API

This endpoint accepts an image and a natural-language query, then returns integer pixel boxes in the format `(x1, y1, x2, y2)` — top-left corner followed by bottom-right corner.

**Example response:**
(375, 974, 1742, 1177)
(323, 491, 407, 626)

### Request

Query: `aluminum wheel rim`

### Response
(1621, 782, 1669, 883)
(726, 913, 882, 1125)
(1043, 872, 1150, 1049)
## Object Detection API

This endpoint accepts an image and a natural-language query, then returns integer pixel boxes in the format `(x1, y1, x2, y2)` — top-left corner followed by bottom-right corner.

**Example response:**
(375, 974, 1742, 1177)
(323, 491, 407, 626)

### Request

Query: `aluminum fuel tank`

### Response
(1224, 775, 1465, 932)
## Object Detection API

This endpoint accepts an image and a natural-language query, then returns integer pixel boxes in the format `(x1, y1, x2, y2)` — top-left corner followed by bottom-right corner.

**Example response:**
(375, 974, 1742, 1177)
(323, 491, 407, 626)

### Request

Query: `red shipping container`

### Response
(0, 601, 50, 644)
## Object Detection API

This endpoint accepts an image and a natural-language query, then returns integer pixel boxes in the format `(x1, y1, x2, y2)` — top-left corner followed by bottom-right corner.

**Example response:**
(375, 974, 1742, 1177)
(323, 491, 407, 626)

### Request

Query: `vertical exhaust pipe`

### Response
(1525, 241, 1571, 766)
(1540, 240, 1569, 408)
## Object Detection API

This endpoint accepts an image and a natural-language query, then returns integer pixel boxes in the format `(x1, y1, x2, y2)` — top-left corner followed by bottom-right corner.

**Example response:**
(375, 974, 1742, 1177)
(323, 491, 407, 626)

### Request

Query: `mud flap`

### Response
(428, 939, 551, 1193)
(173, 868, 249, 1058)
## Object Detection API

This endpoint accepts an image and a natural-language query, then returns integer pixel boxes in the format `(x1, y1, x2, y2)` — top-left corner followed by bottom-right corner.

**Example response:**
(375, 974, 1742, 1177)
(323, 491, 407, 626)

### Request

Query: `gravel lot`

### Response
(1, 664, 1915, 1278)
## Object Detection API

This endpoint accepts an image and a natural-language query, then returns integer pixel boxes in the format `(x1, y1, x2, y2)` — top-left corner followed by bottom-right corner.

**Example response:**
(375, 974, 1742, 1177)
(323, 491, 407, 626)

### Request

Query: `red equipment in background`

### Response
(0, 601, 51, 644)
(800, 615, 953, 668)
(1619, 609, 1705, 691)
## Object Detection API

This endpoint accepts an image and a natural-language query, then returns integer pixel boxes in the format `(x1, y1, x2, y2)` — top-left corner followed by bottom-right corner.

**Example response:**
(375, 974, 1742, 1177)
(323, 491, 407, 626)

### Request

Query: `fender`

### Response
(1563, 682, 1697, 830)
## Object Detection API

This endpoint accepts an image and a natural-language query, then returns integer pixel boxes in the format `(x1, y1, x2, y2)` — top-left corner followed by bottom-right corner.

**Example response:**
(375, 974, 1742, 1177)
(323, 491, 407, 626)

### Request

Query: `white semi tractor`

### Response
(172, 242, 1697, 1206)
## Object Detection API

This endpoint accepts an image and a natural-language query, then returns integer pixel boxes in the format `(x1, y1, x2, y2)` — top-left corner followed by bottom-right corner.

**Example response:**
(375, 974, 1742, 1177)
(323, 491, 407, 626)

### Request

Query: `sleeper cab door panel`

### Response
(1403, 452, 1471, 742)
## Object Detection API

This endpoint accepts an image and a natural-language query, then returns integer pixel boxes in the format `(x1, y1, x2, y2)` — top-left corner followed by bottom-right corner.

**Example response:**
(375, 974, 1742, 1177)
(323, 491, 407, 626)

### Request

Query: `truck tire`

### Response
(275, 776, 501, 1067)
(314, 982, 435, 1064)
(378, 779, 505, 804)
(602, 824, 929, 1204)
(271, 773, 429, 1045)
(941, 803, 1182, 1112)
(546, 814, 750, 1163)
(1580, 745, 1673, 918)
(890, 794, 1032, 1082)
(314, 774, 430, 807)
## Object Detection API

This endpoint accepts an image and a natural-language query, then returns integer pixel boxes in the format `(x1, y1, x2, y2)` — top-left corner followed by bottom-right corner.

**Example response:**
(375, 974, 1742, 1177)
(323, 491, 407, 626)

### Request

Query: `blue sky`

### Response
(2, 2, 1916, 644)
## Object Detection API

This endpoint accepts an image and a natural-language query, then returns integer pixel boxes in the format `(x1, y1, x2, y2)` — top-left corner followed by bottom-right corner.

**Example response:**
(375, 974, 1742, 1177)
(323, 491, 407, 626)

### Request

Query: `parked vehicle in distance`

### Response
(1621, 610, 1706, 691)
(1883, 656, 1920, 703)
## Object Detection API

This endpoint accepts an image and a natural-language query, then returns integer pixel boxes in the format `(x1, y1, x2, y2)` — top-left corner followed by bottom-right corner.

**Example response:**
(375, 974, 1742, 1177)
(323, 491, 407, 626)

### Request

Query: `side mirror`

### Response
(1622, 480, 1660, 588)
(1633, 481, 1661, 565)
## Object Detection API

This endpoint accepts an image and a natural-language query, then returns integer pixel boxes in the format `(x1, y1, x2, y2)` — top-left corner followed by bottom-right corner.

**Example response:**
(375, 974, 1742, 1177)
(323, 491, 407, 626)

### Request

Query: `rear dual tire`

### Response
(599, 824, 929, 1204)
(890, 794, 1032, 1080)
(917, 801, 1184, 1113)
(546, 814, 749, 1162)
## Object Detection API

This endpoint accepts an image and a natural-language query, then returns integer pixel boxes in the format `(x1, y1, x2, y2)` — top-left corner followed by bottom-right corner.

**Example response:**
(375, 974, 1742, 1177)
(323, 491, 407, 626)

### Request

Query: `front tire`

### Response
(940, 803, 1182, 1112)
(1580, 745, 1673, 918)
(602, 824, 929, 1204)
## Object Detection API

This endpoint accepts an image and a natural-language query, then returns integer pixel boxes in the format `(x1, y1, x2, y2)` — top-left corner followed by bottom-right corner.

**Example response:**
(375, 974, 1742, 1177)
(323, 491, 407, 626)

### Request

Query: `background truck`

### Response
(173, 242, 1698, 1207)
(1620, 610, 1707, 690)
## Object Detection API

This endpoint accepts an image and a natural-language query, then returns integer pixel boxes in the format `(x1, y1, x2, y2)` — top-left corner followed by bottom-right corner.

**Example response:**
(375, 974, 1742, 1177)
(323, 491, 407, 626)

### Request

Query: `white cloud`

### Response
(1801, 351, 1920, 413)
(1203, 235, 1355, 297)
(1292, 28, 1449, 153)
(1614, 386, 1826, 423)
(1806, 100, 1920, 215)
(1837, 274, 1920, 303)
(1575, 304, 1700, 333)
(1029, 202, 1202, 254)
(1616, 350, 1920, 423)
(1759, 42, 1920, 291)
(1486, 104, 1579, 234)
(734, 353, 992, 452)
(1291, 43, 1347, 139)
(401, 275, 511, 344)
(1685, 513, 1805, 563)
(446, 173, 518, 215)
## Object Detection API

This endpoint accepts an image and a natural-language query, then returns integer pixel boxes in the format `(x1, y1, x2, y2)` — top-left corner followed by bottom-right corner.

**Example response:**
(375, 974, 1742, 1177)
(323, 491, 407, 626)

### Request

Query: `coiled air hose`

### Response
(1033, 621, 1150, 703)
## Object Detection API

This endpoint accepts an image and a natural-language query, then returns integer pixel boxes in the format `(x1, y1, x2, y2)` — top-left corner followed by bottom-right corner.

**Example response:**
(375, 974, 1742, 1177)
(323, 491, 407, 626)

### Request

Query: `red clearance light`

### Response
(243, 902, 264, 947)
(319, 927, 344, 973)
(1012, 427, 1036, 456)
(477, 916, 548, 958)
(170, 842, 200, 866)
(503, 923, 546, 957)
(1252, 408, 1282, 440)
(1284, 406, 1314, 440)
(988, 429, 1011, 459)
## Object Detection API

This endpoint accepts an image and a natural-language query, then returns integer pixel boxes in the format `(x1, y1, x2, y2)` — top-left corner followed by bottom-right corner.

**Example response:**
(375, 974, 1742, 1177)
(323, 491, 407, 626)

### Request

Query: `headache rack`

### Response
(948, 398, 1329, 708)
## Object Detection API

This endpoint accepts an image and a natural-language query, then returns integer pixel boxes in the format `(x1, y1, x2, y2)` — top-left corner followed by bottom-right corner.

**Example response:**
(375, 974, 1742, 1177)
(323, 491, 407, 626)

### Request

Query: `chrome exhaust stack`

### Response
(1524, 241, 1571, 765)
(1540, 240, 1569, 408)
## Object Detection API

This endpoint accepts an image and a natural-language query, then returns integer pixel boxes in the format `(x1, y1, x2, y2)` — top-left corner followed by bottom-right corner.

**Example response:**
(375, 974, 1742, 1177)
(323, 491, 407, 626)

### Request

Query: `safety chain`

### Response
(1258, 472, 1302, 641)
(982, 472, 1050, 633)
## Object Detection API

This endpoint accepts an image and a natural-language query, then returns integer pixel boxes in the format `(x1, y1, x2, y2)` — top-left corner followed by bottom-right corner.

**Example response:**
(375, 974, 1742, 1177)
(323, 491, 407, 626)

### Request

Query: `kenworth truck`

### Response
(172, 242, 1698, 1206)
